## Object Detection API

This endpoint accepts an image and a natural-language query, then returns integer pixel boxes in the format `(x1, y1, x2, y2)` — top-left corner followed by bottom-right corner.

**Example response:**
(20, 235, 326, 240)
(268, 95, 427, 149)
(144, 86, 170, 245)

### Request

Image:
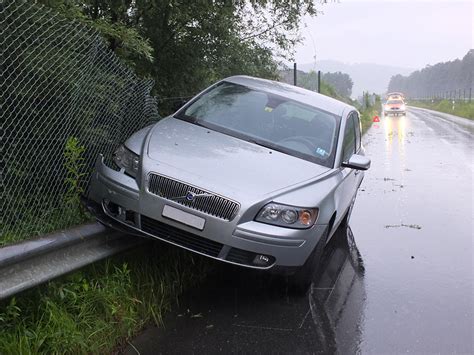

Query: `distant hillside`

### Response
(296, 60, 414, 97)
(388, 50, 474, 98)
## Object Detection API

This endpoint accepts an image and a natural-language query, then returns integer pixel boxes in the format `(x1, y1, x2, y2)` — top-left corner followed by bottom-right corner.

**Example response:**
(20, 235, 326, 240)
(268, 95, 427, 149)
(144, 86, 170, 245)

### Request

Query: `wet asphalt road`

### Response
(124, 108, 473, 354)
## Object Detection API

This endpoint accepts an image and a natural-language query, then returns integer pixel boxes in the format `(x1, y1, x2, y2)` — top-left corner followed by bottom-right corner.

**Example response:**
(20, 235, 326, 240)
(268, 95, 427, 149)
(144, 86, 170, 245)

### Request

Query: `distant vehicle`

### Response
(384, 99, 406, 116)
(83, 76, 370, 293)
(386, 92, 405, 101)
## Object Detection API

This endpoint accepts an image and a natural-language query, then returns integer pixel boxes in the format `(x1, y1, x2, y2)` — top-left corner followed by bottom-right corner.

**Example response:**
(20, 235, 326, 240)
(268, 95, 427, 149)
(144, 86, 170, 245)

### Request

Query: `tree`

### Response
(387, 50, 473, 98)
(322, 71, 353, 97)
(39, 1, 326, 114)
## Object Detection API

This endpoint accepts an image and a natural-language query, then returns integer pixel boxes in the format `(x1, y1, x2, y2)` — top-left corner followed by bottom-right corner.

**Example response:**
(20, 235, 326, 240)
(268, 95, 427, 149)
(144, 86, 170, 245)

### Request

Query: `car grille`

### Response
(147, 173, 239, 221)
(141, 215, 223, 257)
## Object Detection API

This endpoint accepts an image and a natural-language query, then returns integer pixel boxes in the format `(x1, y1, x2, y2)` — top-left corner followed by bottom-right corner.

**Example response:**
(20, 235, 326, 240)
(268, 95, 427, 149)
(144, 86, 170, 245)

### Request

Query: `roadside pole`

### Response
(293, 63, 297, 86)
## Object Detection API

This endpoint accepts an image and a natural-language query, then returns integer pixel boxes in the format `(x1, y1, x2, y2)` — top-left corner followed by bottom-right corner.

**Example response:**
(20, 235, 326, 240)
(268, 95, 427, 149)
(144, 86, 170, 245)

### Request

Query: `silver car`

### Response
(83, 76, 370, 292)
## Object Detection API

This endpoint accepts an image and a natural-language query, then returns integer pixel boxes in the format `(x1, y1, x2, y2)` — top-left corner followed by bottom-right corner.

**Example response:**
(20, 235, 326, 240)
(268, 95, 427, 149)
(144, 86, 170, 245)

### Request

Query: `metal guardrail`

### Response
(0, 223, 144, 300)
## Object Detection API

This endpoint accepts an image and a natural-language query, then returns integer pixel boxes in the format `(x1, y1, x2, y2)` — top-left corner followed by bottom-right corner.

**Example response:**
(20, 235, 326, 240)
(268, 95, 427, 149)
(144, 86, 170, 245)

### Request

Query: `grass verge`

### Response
(360, 107, 378, 134)
(359, 96, 381, 135)
(0, 242, 212, 354)
(410, 99, 474, 120)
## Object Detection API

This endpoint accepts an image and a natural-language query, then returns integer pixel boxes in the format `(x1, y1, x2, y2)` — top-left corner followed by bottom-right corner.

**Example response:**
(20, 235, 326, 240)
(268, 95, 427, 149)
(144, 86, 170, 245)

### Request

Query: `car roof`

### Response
(223, 75, 354, 117)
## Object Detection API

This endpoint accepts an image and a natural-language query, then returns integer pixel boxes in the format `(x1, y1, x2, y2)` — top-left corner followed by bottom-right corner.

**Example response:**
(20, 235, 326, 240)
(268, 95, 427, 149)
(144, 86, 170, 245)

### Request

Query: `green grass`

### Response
(411, 99, 474, 120)
(0, 243, 212, 354)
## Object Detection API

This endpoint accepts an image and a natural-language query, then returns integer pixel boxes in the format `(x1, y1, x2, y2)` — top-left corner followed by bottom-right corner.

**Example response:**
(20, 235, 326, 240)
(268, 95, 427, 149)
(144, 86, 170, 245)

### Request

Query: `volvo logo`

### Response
(186, 191, 196, 201)
(171, 191, 213, 202)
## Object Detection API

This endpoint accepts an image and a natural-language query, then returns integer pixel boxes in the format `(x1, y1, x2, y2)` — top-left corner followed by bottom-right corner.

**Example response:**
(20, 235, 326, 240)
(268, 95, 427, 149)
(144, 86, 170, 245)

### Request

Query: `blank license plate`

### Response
(162, 205, 205, 230)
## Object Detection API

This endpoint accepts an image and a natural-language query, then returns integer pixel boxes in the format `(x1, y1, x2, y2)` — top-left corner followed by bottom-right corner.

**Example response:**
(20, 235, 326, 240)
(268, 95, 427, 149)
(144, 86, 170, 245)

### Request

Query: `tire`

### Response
(287, 226, 330, 295)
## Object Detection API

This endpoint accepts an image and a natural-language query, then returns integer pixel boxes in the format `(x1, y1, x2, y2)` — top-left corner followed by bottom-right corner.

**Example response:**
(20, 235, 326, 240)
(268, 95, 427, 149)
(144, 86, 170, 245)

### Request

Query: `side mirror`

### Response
(342, 154, 371, 171)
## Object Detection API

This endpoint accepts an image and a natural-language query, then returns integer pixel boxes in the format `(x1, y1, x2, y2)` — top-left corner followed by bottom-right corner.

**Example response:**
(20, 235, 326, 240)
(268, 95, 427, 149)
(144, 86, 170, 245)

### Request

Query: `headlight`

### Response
(113, 144, 140, 177)
(255, 203, 318, 229)
(400, 104, 406, 110)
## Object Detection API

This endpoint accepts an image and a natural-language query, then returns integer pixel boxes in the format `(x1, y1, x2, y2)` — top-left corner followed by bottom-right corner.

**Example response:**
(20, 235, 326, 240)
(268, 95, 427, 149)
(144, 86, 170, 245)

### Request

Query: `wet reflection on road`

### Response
(124, 227, 366, 354)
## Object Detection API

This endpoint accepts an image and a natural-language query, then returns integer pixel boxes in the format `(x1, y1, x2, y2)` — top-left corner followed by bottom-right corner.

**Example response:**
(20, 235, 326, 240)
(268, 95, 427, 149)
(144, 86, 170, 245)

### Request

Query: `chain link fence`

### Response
(1, 0, 159, 245)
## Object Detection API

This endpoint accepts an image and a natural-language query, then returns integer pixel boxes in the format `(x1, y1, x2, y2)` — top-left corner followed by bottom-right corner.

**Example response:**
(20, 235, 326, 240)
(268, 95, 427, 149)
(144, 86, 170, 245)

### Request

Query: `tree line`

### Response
(279, 69, 354, 100)
(387, 50, 473, 98)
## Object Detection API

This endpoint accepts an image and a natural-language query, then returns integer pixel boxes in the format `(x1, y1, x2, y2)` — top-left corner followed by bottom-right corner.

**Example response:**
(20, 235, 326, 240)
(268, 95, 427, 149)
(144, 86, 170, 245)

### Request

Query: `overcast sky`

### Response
(294, 0, 473, 69)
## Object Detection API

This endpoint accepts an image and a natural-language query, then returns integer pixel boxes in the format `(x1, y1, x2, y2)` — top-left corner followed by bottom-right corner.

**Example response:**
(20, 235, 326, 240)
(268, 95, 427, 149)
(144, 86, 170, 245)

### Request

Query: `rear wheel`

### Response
(287, 226, 329, 295)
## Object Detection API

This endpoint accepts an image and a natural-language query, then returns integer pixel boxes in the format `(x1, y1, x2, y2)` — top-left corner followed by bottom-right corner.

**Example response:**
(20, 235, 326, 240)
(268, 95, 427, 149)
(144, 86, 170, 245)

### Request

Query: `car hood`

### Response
(145, 118, 330, 198)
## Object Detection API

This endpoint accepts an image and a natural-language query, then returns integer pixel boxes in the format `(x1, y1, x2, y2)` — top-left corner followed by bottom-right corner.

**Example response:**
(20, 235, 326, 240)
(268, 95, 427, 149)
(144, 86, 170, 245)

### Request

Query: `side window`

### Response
(342, 114, 356, 162)
(353, 113, 361, 152)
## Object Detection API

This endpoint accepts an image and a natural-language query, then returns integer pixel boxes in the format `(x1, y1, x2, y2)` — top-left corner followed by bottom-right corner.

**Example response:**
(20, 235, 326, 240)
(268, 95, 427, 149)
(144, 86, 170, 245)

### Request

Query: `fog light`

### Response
(103, 199, 120, 216)
(253, 254, 271, 266)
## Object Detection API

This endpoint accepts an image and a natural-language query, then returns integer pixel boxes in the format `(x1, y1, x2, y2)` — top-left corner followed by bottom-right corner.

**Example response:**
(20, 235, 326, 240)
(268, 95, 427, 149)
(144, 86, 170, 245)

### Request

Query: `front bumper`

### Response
(84, 156, 328, 271)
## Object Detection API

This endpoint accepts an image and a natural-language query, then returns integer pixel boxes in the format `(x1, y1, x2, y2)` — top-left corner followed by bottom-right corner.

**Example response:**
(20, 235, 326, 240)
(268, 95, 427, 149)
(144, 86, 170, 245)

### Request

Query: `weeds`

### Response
(1, 137, 91, 247)
(63, 137, 87, 218)
(0, 243, 213, 353)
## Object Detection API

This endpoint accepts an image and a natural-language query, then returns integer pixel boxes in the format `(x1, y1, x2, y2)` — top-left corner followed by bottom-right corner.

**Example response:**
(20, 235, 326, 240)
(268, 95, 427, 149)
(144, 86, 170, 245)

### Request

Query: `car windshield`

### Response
(175, 82, 339, 167)
(387, 100, 404, 104)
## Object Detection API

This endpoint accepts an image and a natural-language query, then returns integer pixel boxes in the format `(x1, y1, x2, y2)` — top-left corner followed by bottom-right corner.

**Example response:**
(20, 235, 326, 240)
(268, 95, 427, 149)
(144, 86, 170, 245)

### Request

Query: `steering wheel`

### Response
(278, 136, 317, 154)
(278, 136, 330, 157)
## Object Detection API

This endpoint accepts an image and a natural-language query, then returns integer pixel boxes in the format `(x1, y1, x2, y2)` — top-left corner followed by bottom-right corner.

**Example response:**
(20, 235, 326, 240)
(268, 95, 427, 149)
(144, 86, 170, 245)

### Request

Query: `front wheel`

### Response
(287, 226, 329, 295)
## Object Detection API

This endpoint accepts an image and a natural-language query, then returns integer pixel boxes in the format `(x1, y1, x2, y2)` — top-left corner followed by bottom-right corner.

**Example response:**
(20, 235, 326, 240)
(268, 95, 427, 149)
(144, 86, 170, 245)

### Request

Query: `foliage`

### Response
(63, 137, 87, 214)
(322, 71, 353, 97)
(37, 0, 154, 65)
(359, 94, 381, 134)
(388, 50, 473, 98)
(0, 244, 212, 354)
(411, 100, 474, 120)
(36, 1, 326, 114)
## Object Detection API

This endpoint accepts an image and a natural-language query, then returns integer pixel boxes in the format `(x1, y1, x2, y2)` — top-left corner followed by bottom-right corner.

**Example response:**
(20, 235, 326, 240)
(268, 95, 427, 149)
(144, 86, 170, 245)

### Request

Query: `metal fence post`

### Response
(293, 63, 297, 86)
(317, 70, 321, 93)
